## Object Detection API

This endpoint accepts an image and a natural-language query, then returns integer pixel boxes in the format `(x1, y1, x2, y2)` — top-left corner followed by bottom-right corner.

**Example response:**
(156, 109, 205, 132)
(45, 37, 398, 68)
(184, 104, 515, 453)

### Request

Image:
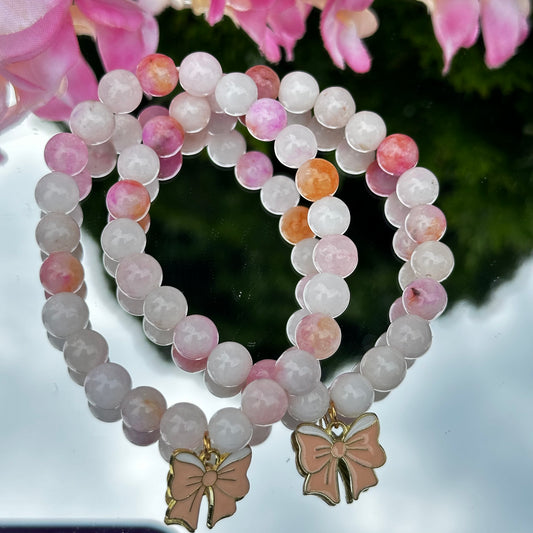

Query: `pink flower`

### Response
(418, 0, 530, 72)
(0, 0, 158, 132)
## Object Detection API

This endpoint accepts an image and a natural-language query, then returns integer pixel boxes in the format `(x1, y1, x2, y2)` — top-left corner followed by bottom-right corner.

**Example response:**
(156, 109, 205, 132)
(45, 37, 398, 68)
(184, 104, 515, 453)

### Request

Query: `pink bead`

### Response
(115, 253, 162, 299)
(86, 141, 116, 178)
(106, 179, 151, 221)
(40, 251, 84, 294)
(172, 315, 219, 361)
(138, 105, 169, 127)
(402, 278, 448, 320)
(71, 169, 92, 201)
(235, 151, 273, 190)
(171, 345, 208, 373)
(392, 227, 418, 261)
(246, 98, 287, 141)
(121, 386, 167, 433)
(389, 297, 407, 322)
(295, 312, 341, 360)
(142, 115, 185, 157)
(158, 151, 183, 181)
(365, 160, 398, 197)
(244, 359, 276, 387)
(136, 54, 179, 97)
(44, 133, 88, 175)
(377, 134, 419, 175)
(312, 234, 358, 278)
(241, 379, 288, 426)
(245, 65, 280, 99)
(405, 204, 447, 243)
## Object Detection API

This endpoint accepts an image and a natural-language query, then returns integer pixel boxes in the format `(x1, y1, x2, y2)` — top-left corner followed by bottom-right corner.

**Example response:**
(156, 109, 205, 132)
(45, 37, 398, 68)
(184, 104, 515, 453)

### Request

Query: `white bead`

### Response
(145, 177, 159, 202)
(207, 112, 237, 134)
(63, 329, 108, 376)
(278, 71, 319, 114)
(36, 213, 80, 253)
(314, 87, 355, 129)
(69, 204, 83, 226)
(286, 308, 309, 345)
(288, 382, 330, 421)
(396, 167, 439, 207)
(410, 241, 454, 281)
(207, 130, 246, 168)
(181, 128, 209, 156)
(208, 407, 253, 453)
(115, 253, 162, 300)
(286, 110, 312, 126)
(111, 114, 142, 153)
(392, 227, 417, 261)
(345, 111, 386, 152)
(204, 371, 241, 398)
(335, 139, 375, 175)
(295, 275, 312, 309)
(398, 260, 417, 290)
(274, 124, 317, 168)
(387, 314, 432, 359)
(308, 196, 350, 237)
(121, 386, 167, 433)
(116, 287, 145, 316)
(260, 175, 300, 215)
(169, 92, 211, 133)
(86, 141, 116, 178)
(35, 172, 79, 214)
(179, 52, 223, 96)
(117, 144, 159, 185)
(84, 362, 132, 410)
(100, 218, 146, 261)
(360, 346, 407, 392)
(329, 372, 374, 418)
(69, 100, 115, 145)
(374, 332, 388, 347)
(215, 73, 258, 116)
(42, 293, 89, 338)
(303, 272, 350, 317)
(143, 286, 187, 330)
(142, 319, 174, 346)
(385, 191, 410, 228)
(98, 69, 143, 114)
(159, 403, 207, 456)
(291, 237, 318, 276)
(307, 116, 344, 152)
(207, 341, 253, 388)
(275, 348, 321, 395)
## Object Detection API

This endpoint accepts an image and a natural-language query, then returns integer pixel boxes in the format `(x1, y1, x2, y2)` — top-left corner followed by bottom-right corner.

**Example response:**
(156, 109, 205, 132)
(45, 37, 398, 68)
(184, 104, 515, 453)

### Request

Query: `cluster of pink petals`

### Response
(0, 0, 158, 132)
(418, 0, 530, 72)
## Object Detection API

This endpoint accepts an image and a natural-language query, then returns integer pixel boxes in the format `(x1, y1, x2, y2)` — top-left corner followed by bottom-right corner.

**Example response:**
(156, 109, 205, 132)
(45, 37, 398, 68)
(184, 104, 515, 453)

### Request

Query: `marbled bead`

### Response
(405, 204, 447, 243)
(207, 341, 253, 389)
(111, 113, 143, 153)
(279, 206, 314, 244)
(291, 237, 318, 276)
(274, 124, 317, 168)
(286, 308, 310, 345)
(392, 227, 418, 261)
(398, 260, 417, 290)
(245, 359, 277, 387)
(142, 115, 184, 157)
(278, 71, 319, 114)
(121, 386, 167, 436)
(86, 141, 116, 178)
(44, 133, 88, 175)
(42, 292, 89, 338)
(36, 213, 80, 254)
(101, 217, 146, 261)
(377, 133, 419, 175)
(136, 53, 179, 97)
(396, 167, 439, 207)
(143, 286, 187, 330)
(365, 160, 398, 197)
(207, 112, 237, 134)
(158, 151, 183, 180)
(40, 251, 84, 294)
(345, 111, 387, 152)
(260, 175, 300, 215)
(85, 362, 132, 411)
(181, 129, 209, 156)
(402, 278, 448, 320)
(106, 179, 151, 221)
(98, 69, 143, 114)
(295, 312, 341, 360)
(308, 196, 350, 237)
(295, 275, 313, 308)
(117, 144, 159, 185)
(313, 86, 355, 129)
(71, 169, 92, 200)
(274, 348, 321, 395)
(235, 151, 273, 190)
(207, 130, 246, 168)
(241, 378, 289, 426)
(303, 272, 350, 317)
(137, 105, 168, 127)
(245, 65, 280, 99)
(329, 372, 374, 418)
(307, 117, 345, 152)
(215, 73, 258, 116)
(389, 297, 407, 322)
(385, 191, 410, 228)
(295, 158, 339, 201)
(69, 100, 115, 145)
(410, 241, 454, 281)
(312, 234, 358, 278)
(335, 139, 375, 175)
(115, 253, 162, 300)
(169, 92, 211, 133)
(35, 172, 79, 214)
(387, 314, 432, 359)
(288, 382, 330, 422)
(179, 52, 222, 96)
(63, 329, 109, 378)
(246, 98, 287, 141)
(208, 408, 253, 453)
(171, 345, 207, 373)
(173, 314, 219, 361)
(360, 346, 407, 392)
(142, 319, 174, 346)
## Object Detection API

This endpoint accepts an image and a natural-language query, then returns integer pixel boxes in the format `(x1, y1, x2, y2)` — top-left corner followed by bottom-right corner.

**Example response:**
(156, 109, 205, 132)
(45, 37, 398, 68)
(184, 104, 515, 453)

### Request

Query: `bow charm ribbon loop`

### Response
(291, 411, 386, 505)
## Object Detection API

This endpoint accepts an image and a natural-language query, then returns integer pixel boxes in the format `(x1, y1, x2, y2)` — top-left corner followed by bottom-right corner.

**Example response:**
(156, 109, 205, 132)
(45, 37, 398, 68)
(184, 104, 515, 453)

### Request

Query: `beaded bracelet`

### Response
(35, 51, 453, 531)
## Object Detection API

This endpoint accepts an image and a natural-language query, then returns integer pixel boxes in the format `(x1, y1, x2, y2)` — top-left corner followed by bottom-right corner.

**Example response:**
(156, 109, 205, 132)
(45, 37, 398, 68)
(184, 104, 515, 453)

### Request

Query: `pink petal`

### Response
(75, 0, 145, 31)
(234, 9, 282, 62)
(207, 0, 226, 25)
(481, 0, 530, 68)
(320, 0, 346, 69)
(337, 22, 372, 72)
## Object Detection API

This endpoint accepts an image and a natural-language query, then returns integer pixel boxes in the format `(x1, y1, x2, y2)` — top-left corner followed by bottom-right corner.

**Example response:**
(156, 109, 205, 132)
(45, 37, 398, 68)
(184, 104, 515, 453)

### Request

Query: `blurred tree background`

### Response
(81, 0, 533, 378)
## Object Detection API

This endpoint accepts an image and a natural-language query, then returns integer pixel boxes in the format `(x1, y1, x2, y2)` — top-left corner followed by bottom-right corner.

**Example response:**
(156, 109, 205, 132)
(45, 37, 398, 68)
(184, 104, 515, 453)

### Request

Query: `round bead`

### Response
(288, 382, 329, 422)
(295, 158, 339, 201)
(246, 65, 280, 99)
(181, 129, 209, 156)
(111, 114, 142, 153)
(207, 112, 237, 134)
(121, 386, 167, 433)
(274, 124, 317, 168)
(387, 314, 432, 359)
(69, 100, 115, 145)
(405, 204, 447, 243)
(329, 372, 374, 418)
(101, 218, 146, 262)
(179, 52, 222, 96)
(138, 104, 168, 127)
(173, 315, 219, 361)
(142, 319, 174, 346)
(274, 348, 321, 395)
(207, 341, 253, 388)
(392, 227, 418, 261)
(377, 134, 419, 175)
(171, 345, 208, 373)
(136, 53, 179, 97)
(40, 251, 84, 294)
(159, 403, 208, 456)
(42, 292, 89, 338)
(241, 379, 288, 426)
(291, 237, 318, 276)
(169, 92, 211, 133)
(398, 260, 417, 290)
(286, 308, 309, 345)
(71, 169, 92, 201)
(308, 196, 350, 237)
(335, 139, 375, 175)
(63, 329, 109, 376)
(279, 206, 314, 244)
(36, 213, 80, 254)
(235, 151, 273, 190)
(313, 234, 358, 278)
(365, 160, 398, 197)
(295, 275, 313, 308)
(307, 116, 345, 151)
(396, 167, 439, 207)
(44, 133, 88, 175)
(115, 253, 162, 300)
(142, 115, 185, 157)
(278, 71, 319, 114)
(313, 86, 355, 129)
(215, 73, 258, 116)
(260, 175, 300, 215)
(389, 297, 407, 322)
(295, 312, 341, 360)
(106, 180, 150, 221)
(402, 278, 448, 320)
(86, 141, 116, 178)
(85, 362, 132, 409)
(35, 172, 79, 214)
(245, 359, 276, 387)
(98, 69, 143, 113)
(246, 98, 287, 141)
(207, 130, 246, 168)
(385, 191, 410, 228)
(303, 272, 350, 317)
(208, 408, 253, 453)
(345, 111, 387, 152)
(360, 346, 407, 392)
(410, 241, 454, 281)
(158, 151, 183, 180)
(117, 144, 160, 185)
(143, 286, 187, 330)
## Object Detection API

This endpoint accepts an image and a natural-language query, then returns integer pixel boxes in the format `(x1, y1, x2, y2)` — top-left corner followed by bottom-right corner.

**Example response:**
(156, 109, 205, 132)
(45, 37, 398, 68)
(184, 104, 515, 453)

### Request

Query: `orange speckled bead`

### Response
(106, 179, 151, 221)
(136, 54, 179, 97)
(40, 251, 84, 294)
(279, 206, 315, 244)
(295, 158, 339, 201)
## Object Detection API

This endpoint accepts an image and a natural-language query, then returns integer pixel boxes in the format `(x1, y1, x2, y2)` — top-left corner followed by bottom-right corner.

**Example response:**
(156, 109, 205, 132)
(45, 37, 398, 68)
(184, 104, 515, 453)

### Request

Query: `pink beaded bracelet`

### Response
(36, 51, 453, 531)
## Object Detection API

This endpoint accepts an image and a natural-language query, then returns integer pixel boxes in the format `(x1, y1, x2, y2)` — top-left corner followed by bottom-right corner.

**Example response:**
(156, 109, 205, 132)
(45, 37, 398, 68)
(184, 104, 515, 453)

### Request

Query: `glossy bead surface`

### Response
(303, 272, 350, 317)
(106, 180, 150, 221)
(86, 141, 116, 178)
(385, 192, 410, 228)
(42, 292, 89, 338)
(278, 71, 319, 114)
(159, 402, 207, 456)
(389, 297, 407, 322)
(260, 175, 300, 215)
(313, 86, 355, 129)
(117, 144, 159, 185)
(136, 53, 179, 97)
(208, 408, 253, 453)
(360, 346, 407, 392)
(36, 213, 80, 254)
(245, 65, 280, 99)
(158, 151, 183, 180)
(402, 278, 448, 320)
(295, 312, 341, 360)
(377, 134, 419, 175)
(307, 116, 345, 151)
(63, 329, 108, 377)
(143, 286, 187, 330)
(115, 253, 162, 300)
(246, 98, 287, 141)
(396, 167, 439, 207)
(345, 110, 386, 152)
(291, 237, 318, 276)
(35, 172, 79, 214)
(387, 314, 432, 359)
(313, 234, 358, 278)
(329, 372, 374, 418)
(410, 241, 454, 281)
(405, 204, 447, 243)
(279, 206, 314, 244)
(365, 160, 398, 197)
(173, 315, 219, 361)
(308, 196, 350, 237)
(85, 362, 132, 409)
(245, 359, 277, 387)
(241, 379, 289, 426)
(111, 114, 143, 153)
(40, 251, 84, 294)
(295, 158, 339, 201)
(121, 386, 167, 434)
(288, 382, 329, 422)
(44, 133, 88, 175)
(286, 308, 310, 345)
(274, 124, 317, 168)
(392, 227, 418, 261)
(169, 92, 211, 133)
(398, 261, 417, 290)
(142, 115, 184, 157)
(179, 52, 222, 96)
(69, 100, 115, 145)
(215, 73, 258, 116)
(98, 69, 143, 113)
(207, 130, 246, 168)
(207, 341, 253, 388)
(335, 139, 375, 175)
(235, 151, 273, 190)
(274, 348, 321, 395)
(101, 218, 146, 261)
